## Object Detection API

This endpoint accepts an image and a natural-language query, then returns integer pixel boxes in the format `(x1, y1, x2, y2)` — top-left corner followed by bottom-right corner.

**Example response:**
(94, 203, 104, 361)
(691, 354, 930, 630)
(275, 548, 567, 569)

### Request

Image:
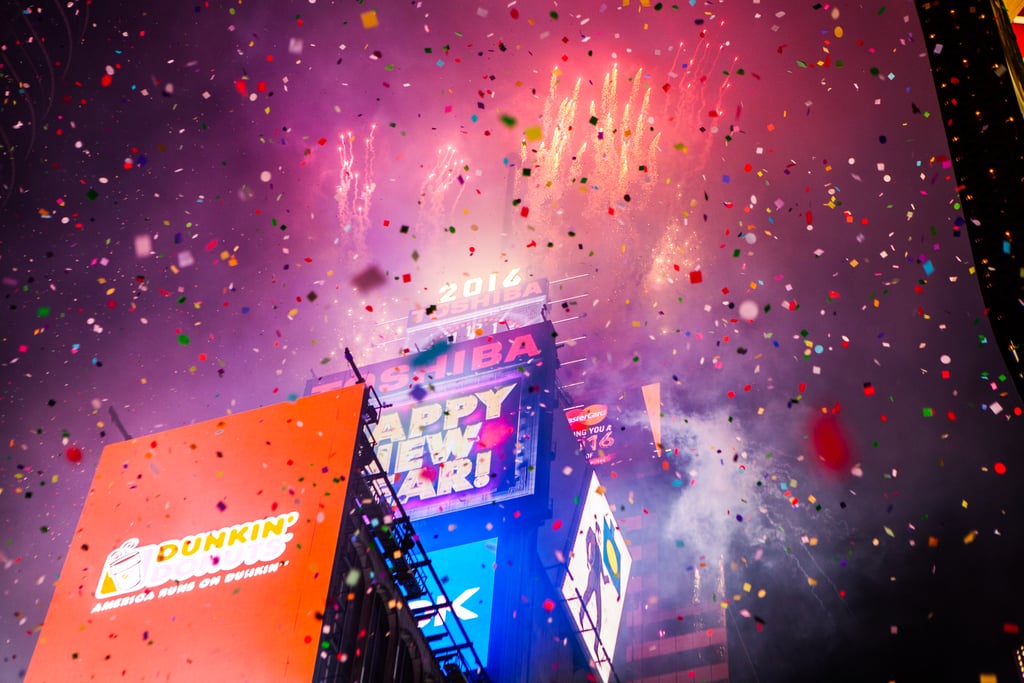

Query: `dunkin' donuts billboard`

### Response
(26, 385, 366, 682)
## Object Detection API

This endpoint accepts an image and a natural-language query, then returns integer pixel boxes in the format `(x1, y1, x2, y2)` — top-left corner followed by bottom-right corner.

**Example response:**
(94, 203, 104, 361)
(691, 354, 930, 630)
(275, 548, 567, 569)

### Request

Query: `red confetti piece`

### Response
(994, 462, 1007, 475)
(542, 599, 555, 612)
(811, 414, 851, 471)
(65, 445, 83, 463)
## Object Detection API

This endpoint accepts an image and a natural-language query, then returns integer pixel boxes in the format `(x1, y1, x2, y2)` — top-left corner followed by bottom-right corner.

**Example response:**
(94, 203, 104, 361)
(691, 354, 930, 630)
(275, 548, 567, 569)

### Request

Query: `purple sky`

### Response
(3, 1, 1023, 681)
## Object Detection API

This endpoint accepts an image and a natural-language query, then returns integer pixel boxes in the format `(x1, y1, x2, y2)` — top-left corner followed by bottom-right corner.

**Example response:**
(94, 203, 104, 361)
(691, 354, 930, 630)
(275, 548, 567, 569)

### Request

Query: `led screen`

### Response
(408, 537, 498, 667)
(308, 323, 554, 519)
(561, 472, 633, 683)
(25, 386, 365, 682)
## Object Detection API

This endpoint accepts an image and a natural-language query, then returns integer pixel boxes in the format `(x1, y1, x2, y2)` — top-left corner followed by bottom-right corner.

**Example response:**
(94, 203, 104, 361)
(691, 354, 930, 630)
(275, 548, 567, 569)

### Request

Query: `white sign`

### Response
(561, 473, 632, 683)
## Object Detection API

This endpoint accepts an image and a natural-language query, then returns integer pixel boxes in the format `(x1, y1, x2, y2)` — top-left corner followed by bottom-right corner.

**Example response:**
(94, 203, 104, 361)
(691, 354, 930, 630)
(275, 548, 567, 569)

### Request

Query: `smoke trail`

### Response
(417, 145, 468, 228)
(516, 65, 659, 231)
(335, 125, 377, 252)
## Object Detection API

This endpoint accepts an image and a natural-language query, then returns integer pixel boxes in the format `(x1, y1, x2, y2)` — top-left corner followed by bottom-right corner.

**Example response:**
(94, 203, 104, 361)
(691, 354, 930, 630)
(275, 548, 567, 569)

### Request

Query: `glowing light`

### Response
(335, 125, 377, 238)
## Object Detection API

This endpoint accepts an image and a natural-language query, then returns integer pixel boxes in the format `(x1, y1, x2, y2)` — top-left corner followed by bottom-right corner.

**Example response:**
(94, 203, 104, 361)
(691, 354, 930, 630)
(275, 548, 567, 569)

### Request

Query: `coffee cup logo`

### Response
(96, 539, 145, 598)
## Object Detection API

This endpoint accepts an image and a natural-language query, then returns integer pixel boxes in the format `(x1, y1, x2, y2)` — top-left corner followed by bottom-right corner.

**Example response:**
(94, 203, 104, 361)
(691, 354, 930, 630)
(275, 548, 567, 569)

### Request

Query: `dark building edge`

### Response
(916, 0, 1024, 399)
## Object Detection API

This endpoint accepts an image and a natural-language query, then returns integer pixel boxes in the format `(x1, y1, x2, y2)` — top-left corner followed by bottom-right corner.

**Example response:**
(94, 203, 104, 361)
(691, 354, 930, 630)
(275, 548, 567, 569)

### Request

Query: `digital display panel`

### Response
(25, 386, 365, 683)
(565, 382, 662, 465)
(561, 472, 633, 683)
(308, 323, 556, 519)
(405, 274, 549, 350)
(565, 403, 614, 465)
(370, 368, 536, 517)
(408, 538, 498, 667)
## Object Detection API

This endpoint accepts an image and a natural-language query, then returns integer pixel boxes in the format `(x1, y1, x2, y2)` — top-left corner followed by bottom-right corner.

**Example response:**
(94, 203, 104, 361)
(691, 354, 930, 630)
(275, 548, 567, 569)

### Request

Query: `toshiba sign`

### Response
(308, 322, 557, 519)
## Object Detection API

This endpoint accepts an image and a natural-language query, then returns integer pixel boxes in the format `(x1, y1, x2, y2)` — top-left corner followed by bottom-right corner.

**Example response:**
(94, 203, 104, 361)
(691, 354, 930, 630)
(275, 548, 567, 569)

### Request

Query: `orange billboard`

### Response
(26, 385, 366, 682)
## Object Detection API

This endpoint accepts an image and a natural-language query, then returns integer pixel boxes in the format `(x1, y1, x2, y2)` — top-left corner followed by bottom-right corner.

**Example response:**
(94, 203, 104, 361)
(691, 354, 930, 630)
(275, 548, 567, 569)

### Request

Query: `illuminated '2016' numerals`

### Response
(438, 267, 522, 303)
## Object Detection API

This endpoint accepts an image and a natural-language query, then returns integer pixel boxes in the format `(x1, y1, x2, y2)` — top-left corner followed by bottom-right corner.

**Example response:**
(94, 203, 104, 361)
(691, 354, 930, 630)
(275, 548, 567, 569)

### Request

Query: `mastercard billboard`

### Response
(26, 385, 366, 683)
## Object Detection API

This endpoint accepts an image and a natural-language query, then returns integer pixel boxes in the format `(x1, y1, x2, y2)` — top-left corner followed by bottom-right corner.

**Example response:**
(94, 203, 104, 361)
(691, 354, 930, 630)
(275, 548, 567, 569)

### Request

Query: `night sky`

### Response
(3, 1, 1024, 681)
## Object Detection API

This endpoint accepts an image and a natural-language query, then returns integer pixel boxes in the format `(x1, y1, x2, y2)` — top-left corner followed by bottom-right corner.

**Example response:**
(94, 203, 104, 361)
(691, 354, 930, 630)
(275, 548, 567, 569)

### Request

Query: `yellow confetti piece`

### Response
(962, 499, 969, 509)
(524, 125, 543, 141)
(757, 589, 767, 598)
(807, 577, 818, 586)
(884, 526, 895, 538)
(743, 582, 752, 592)
(963, 530, 977, 544)
(360, 10, 379, 29)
